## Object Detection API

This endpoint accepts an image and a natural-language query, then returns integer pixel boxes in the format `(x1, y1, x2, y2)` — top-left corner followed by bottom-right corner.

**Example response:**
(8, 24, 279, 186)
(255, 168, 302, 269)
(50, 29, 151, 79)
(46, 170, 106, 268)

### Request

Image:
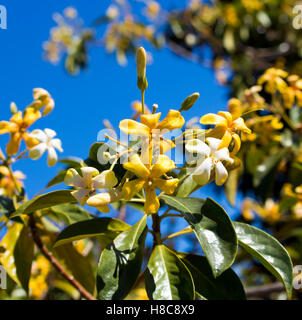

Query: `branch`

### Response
(245, 282, 285, 298)
(29, 215, 96, 300)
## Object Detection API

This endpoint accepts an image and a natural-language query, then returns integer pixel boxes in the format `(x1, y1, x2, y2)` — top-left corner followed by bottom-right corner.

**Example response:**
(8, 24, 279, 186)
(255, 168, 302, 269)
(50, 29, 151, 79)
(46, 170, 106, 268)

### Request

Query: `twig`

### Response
(28, 215, 96, 300)
(245, 282, 285, 298)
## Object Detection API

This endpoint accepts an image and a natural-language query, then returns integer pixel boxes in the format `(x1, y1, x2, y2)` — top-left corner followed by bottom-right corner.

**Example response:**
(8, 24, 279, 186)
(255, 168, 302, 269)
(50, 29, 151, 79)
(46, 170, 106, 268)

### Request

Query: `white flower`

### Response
(64, 167, 118, 209)
(185, 137, 234, 186)
(29, 129, 63, 167)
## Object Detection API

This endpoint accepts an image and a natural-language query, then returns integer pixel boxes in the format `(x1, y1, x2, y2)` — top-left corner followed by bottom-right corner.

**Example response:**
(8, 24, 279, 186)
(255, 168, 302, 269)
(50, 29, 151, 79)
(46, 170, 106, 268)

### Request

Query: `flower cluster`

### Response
(62, 47, 251, 215)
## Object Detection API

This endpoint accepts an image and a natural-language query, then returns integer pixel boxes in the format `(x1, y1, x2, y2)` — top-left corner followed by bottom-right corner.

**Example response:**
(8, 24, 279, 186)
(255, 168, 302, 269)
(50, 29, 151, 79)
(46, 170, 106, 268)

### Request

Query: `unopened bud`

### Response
(180, 92, 200, 111)
(10, 102, 18, 115)
(136, 47, 148, 91)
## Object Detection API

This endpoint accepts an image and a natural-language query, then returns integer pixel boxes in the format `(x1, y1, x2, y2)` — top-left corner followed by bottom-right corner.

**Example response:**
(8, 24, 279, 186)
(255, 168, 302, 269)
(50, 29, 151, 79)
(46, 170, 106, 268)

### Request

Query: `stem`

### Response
(245, 282, 285, 298)
(141, 90, 145, 115)
(151, 213, 161, 248)
(162, 227, 193, 242)
(28, 215, 96, 300)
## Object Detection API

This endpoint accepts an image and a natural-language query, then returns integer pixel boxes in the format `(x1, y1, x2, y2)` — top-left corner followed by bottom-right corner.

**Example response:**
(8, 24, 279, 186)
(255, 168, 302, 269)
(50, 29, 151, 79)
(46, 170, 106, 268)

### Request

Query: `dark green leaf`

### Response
(97, 215, 147, 300)
(253, 150, 287, 188)
(145, 245, 194, 300)
(50, 203, 92, 225)
(178, 253, 246, 300)
(54, 243, 95, 294)
(162, 196, 237, 277)
(233, 222, 293, 298)
(13, 226, 34, 293)
(54, 218, 130, 247)
(11, 190, 75, 217)
(0, 195, 15, 217)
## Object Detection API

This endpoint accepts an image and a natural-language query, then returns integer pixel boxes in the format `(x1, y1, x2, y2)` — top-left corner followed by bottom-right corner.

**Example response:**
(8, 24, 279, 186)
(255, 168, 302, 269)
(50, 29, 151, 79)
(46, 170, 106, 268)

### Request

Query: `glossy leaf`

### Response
(0, 195, 15, 217)
(162, 196, 237, 277)
(50, 203, 92, 225)
(233, 222, 293, 298)
(0, 223, 23, 285)
(54, 218, 130, 247)
(97, 215, 147, 300)
(14, 226, 34, 293)
(176, 174, 198, 197)
(145, 245, 194, 300)
(54, 243, 95, 294)
(178, 253, 246, 300)
(11, 190, 75, 217)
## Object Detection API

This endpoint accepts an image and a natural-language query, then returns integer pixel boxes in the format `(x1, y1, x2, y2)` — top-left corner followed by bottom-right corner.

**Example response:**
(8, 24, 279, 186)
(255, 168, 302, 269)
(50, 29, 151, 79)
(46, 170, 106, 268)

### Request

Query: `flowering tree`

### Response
(0, 43, 295, 300)
(40, 1, 302, 299)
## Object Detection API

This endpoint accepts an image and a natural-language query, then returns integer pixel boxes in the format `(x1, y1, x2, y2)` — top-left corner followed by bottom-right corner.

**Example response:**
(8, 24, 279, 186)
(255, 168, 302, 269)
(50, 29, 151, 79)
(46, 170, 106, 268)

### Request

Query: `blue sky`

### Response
(0, 0, 239, 232)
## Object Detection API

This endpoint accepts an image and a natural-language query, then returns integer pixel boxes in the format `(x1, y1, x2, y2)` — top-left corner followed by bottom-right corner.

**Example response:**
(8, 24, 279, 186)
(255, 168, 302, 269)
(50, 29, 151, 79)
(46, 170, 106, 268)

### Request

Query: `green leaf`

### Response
(176, 174, 198, 197)
(162, 196, 238, 277)
(233, 222, 293, 298)
(253, 150, 287, 188)
(0, 223, 23, 285)
(11, 190, 75, 217)
(145, 245, 194, 300)
(54, 218, 130, 247)
(97, 215, 147, 300)
(59, 157, 83, 167)
(54, 243, 95, 294)
(13, 226, 34, 293)
(46, 170, 67, 188)
(50, 203, 92, 225)
(178, 253, 246, 300)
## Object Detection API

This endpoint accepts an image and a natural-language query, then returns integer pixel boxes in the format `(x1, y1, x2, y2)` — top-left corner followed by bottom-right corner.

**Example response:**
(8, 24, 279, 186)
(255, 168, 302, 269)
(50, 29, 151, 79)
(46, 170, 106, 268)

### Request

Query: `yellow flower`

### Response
(122, 154, 179, 214)
(119, 110, 185, 155)
(64, 167, 118, 212)
(258, 68, 288, 94)
(283, 184, 302, 219)
(145, 1, 160, 20)
(200, 111, 251, 155)
(0, 108, 41, 155)
(225, 5, 240, 28)
(243, 115, 283, 144)
(0, 166, 26, 196)
(32, 88, 55, 116)
(282, 75, 302, 109)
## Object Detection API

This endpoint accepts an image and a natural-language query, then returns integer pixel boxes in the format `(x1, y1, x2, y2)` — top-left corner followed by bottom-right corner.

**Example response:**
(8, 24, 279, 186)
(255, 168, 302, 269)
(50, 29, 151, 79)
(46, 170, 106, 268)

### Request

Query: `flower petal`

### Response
(144, 187, 160, 214)
(71, 189, 90, 206)
(153, 178, 179, 194)
(219, 130, 232, 149)
(0, 121, 18, 134)
(92, 170, 118, 189)
(200, 113, 227, 126)
(157, 110, 185, 131)
(123, 154, 150, 178)
(159, 138, 175, 154)
(150, 155, 175, 178)
(44, 128, 57, 140)
(50, 138, 63, 152)
(29, 143, 47, 160)
(23, 107, 41, 128)
(185, 139, 210, 156)
(193, 157, 213, 185)
(87, 189, 122, 207)
(140, 113, 161, 129)
(47, 146, 58, 167)
(215, 161, 228, 186)
(214, 148, 234, 163)
(122, 178, 145, 201)
(230, 133, 241, 155)
(29, 129, 47, 143)
(79, 168, 98, 185)
(119, 119, 150, 136)
(65, 168, 85, 188)
(232, 117, 251, 134)
(206, 137, 222, 152)
(6, 133, 22, 156)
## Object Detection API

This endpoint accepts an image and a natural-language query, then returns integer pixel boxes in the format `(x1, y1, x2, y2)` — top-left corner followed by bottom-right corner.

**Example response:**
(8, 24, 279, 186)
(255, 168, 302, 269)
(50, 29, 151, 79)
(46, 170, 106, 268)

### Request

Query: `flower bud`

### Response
(10, 102, 18, 115)
(136, 47, 148, 91)
(180, 92, 200, 112)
